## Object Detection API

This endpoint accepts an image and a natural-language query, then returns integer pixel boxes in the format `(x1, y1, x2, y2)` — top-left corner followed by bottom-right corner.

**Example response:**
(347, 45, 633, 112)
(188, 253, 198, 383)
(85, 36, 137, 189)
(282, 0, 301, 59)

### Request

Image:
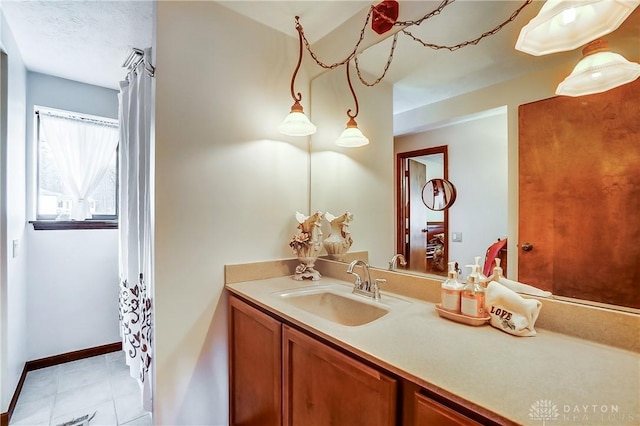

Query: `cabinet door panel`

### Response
(283, 325, 397, 426)
(414, 391, 481, 426)
(229, 295, 282, 426)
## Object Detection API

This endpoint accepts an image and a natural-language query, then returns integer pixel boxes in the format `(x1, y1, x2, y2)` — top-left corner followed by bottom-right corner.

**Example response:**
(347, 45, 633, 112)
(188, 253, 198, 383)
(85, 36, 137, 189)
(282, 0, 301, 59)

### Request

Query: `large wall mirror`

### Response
(309, 2, 640, 312)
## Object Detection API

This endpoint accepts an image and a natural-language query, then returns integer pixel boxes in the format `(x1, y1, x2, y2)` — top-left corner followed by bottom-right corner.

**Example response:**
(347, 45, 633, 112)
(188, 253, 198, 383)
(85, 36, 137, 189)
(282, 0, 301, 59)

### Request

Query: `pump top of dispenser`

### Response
(465, 264, 477, 283)
(447, 261, 457, 279)
(464, 265, 485, 294)
(492, 258, 503, 279)
(474, 256, 489, 283)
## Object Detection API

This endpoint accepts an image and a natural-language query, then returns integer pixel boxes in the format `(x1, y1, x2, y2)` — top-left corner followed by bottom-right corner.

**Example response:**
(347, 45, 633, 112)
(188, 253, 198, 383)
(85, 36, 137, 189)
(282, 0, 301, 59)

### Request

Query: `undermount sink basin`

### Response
(276, 283, 410, 327)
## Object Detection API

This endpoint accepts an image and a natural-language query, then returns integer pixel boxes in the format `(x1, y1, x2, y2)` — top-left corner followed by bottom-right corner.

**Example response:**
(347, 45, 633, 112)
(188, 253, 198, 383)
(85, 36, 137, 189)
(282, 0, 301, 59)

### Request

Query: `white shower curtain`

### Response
(118, 48, 154, 412)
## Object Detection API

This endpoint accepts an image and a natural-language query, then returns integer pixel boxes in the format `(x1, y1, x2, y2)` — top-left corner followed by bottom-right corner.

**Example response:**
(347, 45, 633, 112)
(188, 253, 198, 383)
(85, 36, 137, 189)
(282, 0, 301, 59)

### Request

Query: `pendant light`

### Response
(279, 17, 316, 137)
(336, 61, 369, 148)
(556, 38, 640, 96)
(516, 0, 640, 56)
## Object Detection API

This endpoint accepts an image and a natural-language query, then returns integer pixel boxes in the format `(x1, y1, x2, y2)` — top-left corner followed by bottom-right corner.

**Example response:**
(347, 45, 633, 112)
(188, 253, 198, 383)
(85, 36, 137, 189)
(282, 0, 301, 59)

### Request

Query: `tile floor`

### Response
(9, 351, 152, 426)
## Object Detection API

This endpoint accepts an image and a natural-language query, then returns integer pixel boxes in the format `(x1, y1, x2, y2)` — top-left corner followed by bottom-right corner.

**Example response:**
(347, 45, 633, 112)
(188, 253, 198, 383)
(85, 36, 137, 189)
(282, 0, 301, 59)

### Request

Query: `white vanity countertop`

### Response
(226, 276, 640, 426)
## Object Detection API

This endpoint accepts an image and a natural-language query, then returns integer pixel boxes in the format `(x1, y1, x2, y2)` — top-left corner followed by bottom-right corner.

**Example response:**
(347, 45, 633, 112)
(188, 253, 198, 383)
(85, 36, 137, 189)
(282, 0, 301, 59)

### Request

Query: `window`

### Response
(35, 107, 119, 227)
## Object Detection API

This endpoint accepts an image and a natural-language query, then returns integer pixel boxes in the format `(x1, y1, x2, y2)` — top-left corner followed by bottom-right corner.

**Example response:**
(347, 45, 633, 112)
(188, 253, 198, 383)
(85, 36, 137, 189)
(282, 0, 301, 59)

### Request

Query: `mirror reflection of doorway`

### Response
(396, 146, 449, 276)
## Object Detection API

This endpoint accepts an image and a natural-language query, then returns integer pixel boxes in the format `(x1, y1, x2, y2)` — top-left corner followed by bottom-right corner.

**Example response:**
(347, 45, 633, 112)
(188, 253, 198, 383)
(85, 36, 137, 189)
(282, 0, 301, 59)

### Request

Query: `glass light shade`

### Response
(556, 44, 640, 96)
(336, 124, 369, 147)
(516, 0, 640, 56)
(279, 111, 317, 136)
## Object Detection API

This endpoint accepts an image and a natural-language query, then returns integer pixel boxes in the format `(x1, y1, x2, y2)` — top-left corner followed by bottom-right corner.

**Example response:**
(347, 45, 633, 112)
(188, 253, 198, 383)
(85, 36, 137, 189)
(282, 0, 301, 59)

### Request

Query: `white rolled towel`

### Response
(485, 281, 542, 337)
(497, 276, 552, 298)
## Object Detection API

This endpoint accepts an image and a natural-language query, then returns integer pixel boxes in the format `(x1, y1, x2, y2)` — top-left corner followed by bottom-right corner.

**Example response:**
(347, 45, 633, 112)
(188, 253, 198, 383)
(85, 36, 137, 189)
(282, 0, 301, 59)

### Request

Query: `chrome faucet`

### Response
(346, 259, 384, 300)
(388, 254, 407, 270)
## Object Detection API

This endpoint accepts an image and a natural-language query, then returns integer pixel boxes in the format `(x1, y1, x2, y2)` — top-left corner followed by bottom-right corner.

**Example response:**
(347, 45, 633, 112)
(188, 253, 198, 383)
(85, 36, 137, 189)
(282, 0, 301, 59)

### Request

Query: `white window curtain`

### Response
(118, 47, 154, 413)
(39, 114, 119, 220)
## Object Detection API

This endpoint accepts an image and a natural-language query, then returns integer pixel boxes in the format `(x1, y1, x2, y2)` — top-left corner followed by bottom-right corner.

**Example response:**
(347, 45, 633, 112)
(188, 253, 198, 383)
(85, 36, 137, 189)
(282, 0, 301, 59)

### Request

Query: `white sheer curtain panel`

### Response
(40, 115, 118, 220)
(118, 47, 154, 413)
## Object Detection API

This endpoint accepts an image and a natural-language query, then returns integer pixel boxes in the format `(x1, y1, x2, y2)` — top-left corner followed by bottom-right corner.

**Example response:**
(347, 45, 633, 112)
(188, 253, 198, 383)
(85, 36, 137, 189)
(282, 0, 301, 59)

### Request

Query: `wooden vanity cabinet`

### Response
(228, 295, 282, 426)
(229, 294, 498, 426)
(229, 295, 397, 426)
(283, 325, 398, 426)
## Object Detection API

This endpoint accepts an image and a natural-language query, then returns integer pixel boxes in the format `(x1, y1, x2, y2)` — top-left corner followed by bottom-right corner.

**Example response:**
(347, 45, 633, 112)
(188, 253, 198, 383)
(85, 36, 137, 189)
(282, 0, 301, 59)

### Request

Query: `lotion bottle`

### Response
(485, 258, 504, 282)
(474, 256, 490, 286)
(492, 258, 504, 279)
(441, 261, 464, 313)
(461, 265, 486, 317)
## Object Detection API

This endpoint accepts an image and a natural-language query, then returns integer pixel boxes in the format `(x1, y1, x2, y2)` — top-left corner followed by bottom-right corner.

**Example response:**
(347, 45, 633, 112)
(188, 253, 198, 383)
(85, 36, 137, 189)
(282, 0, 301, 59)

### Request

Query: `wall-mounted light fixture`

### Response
(556, 38, 640, 96)
(336, 61, 369, 148)
(515, 0, 639, 56)
(279, 17, 317, 136)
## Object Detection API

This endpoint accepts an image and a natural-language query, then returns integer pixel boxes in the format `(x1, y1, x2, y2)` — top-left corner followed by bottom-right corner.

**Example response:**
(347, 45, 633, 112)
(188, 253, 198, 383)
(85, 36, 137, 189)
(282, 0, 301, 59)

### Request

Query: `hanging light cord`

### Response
(391, 0, 455, 27)
(400, 0, 533, 51)
(355, 33, 399, 87)
(290, 18, 305, 103)
(295, 0, 532, 87)
(346, 61, 359, 121)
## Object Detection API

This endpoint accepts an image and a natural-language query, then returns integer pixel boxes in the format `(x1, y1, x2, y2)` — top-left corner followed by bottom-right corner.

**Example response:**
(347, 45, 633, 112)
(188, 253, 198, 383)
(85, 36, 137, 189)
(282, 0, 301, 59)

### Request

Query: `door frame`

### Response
(396, 146, 449, 273)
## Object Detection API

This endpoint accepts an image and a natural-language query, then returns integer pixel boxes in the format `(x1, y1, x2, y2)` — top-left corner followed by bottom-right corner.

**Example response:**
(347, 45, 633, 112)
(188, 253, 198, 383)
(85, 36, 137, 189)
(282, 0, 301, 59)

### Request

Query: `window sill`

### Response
(30, 220, 118, 230)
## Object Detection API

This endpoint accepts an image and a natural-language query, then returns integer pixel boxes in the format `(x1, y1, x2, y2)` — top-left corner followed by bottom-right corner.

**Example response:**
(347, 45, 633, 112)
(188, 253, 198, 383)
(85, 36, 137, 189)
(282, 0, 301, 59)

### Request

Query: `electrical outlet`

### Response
(12, 239, 19, 258)
(452, 232, 462, 242)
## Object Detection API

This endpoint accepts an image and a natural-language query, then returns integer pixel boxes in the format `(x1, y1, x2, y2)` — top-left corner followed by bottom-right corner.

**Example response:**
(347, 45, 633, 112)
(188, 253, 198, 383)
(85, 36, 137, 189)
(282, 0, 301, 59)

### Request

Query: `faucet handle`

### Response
(347, 270, 362, 287)
(372, 278, 386, 300)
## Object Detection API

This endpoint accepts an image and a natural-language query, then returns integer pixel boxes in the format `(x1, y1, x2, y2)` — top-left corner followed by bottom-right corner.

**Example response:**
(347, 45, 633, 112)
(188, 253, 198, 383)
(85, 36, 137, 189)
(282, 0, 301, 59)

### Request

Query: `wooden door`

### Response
(519, 79, 640, 308)
(408, 159, 428, 272)
(283, 325, 397, 426)
(229, 295, 282, 426)
(414, 392, 481, 426)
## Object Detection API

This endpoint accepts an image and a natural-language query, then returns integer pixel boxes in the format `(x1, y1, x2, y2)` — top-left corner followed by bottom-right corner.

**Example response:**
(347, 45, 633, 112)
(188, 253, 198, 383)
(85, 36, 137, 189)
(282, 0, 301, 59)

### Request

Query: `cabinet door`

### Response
(283, 325, 397, 426)
(229, 295, 282, 426)
(414, 391, 481, 426)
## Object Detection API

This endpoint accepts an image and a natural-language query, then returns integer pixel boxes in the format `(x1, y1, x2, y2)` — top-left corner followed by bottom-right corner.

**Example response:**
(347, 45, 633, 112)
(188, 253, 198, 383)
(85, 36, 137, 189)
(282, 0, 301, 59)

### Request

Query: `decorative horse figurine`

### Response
(290, 211, 324, 280)
(323, 211, 354, 261)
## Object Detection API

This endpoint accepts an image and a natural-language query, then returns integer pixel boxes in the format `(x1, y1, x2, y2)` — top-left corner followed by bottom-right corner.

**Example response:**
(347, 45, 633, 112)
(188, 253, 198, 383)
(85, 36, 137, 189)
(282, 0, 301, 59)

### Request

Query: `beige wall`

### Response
(154, 2, 309, 423)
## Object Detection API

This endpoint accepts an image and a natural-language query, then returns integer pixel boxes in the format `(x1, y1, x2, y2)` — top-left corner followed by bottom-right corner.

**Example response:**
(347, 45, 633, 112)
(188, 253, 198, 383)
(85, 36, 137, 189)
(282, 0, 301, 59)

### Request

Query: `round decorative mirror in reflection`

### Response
(421, 178, 457, 211)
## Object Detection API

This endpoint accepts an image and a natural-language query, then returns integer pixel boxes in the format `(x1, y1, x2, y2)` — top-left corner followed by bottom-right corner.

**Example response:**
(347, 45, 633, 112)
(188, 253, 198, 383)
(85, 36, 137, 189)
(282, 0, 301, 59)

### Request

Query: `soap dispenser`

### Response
(441, 261, 464, 313)
(492, 258, 504, 280)
(461, 265, 486, 318)
(485, 257, 504, 282)
(474, 256, 490, 286)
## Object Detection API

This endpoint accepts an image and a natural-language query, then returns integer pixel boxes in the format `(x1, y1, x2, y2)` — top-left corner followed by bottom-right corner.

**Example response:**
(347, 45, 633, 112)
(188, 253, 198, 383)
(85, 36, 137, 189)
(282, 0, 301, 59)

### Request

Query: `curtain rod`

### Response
(122, 47, 155, 77)
(36, 109, 119, 128)
(122, 48, 144, 69)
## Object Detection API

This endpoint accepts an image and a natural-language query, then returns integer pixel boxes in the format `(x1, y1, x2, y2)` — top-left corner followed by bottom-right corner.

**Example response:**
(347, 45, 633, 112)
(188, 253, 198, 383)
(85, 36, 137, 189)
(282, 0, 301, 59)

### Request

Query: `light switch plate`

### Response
(452, 232, 462, 242)
(12, 239, 19, 258)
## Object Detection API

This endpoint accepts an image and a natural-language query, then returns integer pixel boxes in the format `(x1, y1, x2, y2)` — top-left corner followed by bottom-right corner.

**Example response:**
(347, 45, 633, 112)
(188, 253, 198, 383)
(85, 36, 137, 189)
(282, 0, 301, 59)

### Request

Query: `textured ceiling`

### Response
(1, 0, 153, 90)
(218, 0, 371, 44)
